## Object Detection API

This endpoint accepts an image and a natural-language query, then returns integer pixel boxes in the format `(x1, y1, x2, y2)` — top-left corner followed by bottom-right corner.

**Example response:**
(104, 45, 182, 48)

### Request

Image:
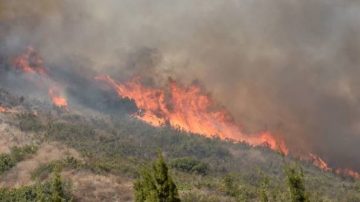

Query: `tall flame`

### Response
(96, 75, 288, 154)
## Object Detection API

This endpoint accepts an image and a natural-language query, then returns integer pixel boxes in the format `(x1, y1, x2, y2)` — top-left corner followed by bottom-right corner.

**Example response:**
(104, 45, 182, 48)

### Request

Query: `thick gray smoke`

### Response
(1, 0, 360, 170)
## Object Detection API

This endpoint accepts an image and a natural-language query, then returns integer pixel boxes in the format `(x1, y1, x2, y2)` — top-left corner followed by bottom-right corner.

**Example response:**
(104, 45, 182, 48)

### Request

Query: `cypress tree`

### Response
(259, 176, 269, 202)
(134, 153, 181, 202)
(36, 184, 46, 202)
(285, 165, 309, 202)
(51, 167, 65, 202)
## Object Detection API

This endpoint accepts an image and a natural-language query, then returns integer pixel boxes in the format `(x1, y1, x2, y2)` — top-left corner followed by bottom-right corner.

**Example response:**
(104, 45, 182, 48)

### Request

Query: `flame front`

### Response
(96, 75, 288, 153)
(309, 153, 331, 171)
(336, 168, 360, 179)
(308, 153, 360, 179)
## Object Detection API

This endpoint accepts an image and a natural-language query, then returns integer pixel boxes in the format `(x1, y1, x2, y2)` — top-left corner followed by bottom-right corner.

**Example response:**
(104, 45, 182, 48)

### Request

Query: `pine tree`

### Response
(285, 165, 309, 202)
(134, 153, 181, 202)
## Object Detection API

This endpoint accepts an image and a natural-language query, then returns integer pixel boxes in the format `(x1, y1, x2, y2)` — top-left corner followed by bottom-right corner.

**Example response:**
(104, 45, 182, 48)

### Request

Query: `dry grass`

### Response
(0, 121, 34, 154)
(0, 142, 81, 188)
(62, 170, 133, 202)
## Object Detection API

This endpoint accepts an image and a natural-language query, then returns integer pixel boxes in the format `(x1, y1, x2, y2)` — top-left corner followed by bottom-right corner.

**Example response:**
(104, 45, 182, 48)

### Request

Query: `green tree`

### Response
(36, 184, 46, 202)
(222, 174, 238, 197)
(285, 165, 309, 202)
(51, 167, 65, 202)
(170, 157, 209, 175)
(134, 153, 181, 202)
(259, 176, 269, 202)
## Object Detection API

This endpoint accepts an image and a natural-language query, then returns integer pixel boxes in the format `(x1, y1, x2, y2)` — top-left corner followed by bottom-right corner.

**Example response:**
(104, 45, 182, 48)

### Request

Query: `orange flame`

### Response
(336, 168, 360, 179)
(0, 106, 8, 113)
(309, 153, 331, 172)
(48, 88, 68, 109)
(12, 47, 69, 109)
(13, 47, 47, 75)
(96, 75, 288, 154)
(307, 153, 360, 179)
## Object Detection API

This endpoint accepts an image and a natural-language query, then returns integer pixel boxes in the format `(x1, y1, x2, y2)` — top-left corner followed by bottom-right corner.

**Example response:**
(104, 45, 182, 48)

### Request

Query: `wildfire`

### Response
(12, 47, 69, 109)
(96, 75, 288, 154)
(308, 153, 360, 179)
(309, 153, 331, 171)
(336, 168, 360, 180)
(0, 106, 8, 113)
(13, 47, 47, 75)
(48, 88, 68, 109)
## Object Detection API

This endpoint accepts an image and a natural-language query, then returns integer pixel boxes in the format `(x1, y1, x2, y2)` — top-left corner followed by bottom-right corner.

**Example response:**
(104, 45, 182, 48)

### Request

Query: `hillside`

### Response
(1, 1, 360, 201)
(0, 88, 359, 202)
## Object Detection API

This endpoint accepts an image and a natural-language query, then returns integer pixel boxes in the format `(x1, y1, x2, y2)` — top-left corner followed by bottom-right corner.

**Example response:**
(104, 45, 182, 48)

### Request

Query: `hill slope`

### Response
(0, 88, 359, 201)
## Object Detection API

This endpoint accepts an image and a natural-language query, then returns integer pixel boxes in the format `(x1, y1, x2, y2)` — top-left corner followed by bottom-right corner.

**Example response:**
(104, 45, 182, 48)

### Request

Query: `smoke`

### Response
(1, 0, 360, 170)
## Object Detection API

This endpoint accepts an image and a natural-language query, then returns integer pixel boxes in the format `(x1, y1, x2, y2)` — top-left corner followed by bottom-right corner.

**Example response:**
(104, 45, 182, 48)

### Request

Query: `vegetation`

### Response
(31, 157, 83, 181)
(286, 164, 309, 202)
(0, 169, 72, 202)
(51, 167, 68, 202)
(0, 98, 358, 201)
(259, 175, 270, 202)
(0, 145, 38, 174)
(134, 153, 181, 202)
(17, 113, 44, 132)
(32, 113, 360, 201)
(170, 157, 209, 175)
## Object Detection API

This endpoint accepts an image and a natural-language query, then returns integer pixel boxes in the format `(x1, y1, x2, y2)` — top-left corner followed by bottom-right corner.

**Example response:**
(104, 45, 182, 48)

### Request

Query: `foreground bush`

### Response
(0, 168, 72, 202)
(0, 145, 38, 174)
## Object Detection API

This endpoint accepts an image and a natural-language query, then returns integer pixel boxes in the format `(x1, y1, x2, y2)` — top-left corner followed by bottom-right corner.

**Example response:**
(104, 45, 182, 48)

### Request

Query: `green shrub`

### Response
(32, 156, 83, 180)
(0, 154, 15, 174)
(0, 169, 72, 202)
(170, 157, 209, 175)
(0, 145, 38, 175)
(17, 113, 44, 132)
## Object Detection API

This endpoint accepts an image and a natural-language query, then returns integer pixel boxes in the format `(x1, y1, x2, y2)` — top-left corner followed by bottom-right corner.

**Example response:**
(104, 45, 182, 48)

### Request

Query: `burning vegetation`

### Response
(5, 46, 360, 180)
(96, 75, 288, 154)
(95, 74, 360, 179)
(0, 106, 8, 113)
(13, 47, 47, 75)
(11, 47, 68, 109)
(309, 153, 331, 172)
(48, 87, 68, 109)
